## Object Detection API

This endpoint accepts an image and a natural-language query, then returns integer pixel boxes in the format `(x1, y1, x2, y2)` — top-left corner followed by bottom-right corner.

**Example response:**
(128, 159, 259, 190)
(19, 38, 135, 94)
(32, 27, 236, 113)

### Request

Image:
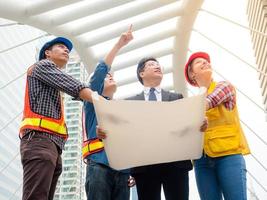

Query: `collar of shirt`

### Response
(143, 86, 162, 101)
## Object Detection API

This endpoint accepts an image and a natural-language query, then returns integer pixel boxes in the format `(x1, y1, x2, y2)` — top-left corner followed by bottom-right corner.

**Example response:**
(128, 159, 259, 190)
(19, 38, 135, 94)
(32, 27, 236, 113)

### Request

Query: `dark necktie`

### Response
(149, 88, 157, 101)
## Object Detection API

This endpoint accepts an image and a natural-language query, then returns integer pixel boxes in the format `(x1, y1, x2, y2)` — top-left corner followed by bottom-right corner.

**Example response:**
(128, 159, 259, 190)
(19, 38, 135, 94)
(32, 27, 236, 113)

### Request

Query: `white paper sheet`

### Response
(92, 88, 206, 170)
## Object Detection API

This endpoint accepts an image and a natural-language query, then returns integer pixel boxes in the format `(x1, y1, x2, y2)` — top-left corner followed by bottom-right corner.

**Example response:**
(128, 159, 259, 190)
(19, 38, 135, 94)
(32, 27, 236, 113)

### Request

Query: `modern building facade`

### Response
(54, 51, 87, 200)
(247, 0, 267, 111)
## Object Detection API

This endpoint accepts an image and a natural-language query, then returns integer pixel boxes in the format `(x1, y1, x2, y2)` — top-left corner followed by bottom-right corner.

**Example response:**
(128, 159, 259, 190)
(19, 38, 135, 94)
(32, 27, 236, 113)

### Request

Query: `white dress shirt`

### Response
(143, 86, 162, 101)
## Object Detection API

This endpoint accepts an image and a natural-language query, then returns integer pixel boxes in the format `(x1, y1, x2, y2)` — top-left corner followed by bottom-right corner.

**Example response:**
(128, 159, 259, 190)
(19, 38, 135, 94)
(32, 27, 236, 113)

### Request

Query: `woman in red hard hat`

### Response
(184, 52, 250, 200)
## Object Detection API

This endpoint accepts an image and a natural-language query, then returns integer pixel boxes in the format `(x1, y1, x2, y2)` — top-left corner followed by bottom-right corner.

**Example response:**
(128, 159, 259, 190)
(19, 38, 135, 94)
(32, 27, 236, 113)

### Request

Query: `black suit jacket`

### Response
(126, 89, 193, 174)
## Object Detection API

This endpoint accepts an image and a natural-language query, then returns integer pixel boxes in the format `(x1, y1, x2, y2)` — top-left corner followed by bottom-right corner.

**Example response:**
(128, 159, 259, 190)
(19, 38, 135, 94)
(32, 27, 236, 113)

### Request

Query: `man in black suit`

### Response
(126, 57, 192, 200)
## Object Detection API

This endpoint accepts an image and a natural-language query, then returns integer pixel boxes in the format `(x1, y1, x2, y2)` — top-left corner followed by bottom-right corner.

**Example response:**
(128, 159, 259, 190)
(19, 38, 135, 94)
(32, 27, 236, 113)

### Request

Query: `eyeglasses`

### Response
(144, 61, 161, 69)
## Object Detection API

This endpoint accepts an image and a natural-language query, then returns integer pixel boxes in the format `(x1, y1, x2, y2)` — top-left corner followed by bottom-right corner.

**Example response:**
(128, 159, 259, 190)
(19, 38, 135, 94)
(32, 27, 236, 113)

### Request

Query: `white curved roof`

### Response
(0, 0, 203, 95)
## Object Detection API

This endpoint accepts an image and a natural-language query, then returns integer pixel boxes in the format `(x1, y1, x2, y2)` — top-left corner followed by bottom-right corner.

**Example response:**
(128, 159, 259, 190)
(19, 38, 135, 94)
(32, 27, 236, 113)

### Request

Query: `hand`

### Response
(96, 126, 107, 139)
(117, 24, 133, 48)
(199, 117, 208, 132)
(128, 176, 135, 187)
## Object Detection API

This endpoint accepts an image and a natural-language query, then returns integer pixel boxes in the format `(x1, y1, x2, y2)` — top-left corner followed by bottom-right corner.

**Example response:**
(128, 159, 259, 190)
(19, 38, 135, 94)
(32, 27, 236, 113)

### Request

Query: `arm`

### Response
(206, 81, 236, 111)
(104, 24, 133, 66)
(89, 24, 134, 94)
(79, 88, 93, 103)
(31, 59, 93, 102)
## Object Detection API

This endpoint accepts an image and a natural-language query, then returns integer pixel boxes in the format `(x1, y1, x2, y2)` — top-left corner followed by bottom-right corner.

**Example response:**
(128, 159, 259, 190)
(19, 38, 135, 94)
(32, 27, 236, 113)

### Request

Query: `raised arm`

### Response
(82, 25, 134, 102)
(89, 25, 134, 94)
(104, 24, 133, 66)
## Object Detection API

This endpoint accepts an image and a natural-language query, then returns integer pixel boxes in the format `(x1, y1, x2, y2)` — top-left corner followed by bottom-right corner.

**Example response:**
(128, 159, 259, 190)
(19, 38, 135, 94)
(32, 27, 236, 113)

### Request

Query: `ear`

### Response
(44, 49, 51, 59)
(191, 78, 197, 85)
(139, 72, 144, 78)
(189, 71, 197, 84)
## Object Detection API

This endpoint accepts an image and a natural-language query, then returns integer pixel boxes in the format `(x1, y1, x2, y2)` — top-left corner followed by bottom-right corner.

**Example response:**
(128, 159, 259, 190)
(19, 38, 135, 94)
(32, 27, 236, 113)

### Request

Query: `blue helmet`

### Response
(38, 37, 73, 61)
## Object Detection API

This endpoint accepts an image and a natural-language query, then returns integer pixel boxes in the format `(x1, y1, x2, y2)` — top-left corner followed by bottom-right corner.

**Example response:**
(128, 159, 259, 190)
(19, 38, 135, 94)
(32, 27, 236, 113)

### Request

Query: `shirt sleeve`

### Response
(89, 60, 110, 95)
(206, 81, 236, 110)
(31, 59, 88, 99)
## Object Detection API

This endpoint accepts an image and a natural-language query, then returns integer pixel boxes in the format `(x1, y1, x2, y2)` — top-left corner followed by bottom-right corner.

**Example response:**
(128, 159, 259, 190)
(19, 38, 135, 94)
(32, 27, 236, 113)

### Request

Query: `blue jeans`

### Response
(85, 160, 130, 200)
(194, 154, 247, 200)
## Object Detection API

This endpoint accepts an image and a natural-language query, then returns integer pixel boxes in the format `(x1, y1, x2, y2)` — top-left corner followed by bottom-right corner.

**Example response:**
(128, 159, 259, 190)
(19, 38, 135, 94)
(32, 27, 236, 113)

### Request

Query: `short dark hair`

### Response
(136, 57, 158, 84)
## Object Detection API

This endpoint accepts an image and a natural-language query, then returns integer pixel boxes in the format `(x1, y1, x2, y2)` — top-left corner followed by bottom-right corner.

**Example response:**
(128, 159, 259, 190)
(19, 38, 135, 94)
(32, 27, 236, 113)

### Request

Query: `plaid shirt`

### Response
(206, 81, 236, 110)
(23, 59, 88, 149)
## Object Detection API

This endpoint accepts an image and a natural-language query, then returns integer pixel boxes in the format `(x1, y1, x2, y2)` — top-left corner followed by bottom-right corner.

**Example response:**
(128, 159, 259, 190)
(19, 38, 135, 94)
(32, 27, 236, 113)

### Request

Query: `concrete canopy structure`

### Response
(0, 0, 204, 95)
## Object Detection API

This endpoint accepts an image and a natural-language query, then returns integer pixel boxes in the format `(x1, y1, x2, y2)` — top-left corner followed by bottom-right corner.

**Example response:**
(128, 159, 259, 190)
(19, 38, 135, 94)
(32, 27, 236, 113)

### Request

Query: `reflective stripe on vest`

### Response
(82, 138, 104, 159)
(19, 65, 68, 139)
(20, 118, 67, 135)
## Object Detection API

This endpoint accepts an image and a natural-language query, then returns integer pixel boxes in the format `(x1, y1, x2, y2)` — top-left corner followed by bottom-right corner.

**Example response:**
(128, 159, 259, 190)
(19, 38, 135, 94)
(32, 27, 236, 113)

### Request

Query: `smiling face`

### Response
(139, 60, 163, 86)
(45, 43, 70, 68)
(189, 57, 212, 85)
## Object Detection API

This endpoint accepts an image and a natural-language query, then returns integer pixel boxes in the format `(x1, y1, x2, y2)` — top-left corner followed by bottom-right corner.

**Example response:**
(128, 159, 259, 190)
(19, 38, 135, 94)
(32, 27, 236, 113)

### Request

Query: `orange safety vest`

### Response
(19, 65, 68, 140)
(82, 110, 104, 159)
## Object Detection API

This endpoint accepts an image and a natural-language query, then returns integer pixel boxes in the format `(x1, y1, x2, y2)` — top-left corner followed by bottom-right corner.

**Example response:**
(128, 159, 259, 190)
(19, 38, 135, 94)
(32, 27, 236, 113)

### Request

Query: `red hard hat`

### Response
(184, 52, 210, 86)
